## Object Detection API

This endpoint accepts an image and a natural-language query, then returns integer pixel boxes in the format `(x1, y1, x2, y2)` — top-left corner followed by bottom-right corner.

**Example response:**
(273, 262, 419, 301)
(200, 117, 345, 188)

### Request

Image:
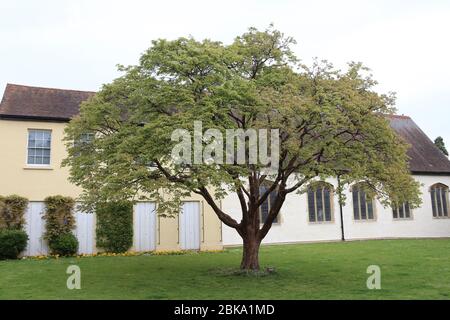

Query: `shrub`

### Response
(43, 196, 76, 244)
(0, 229, 28, 259)
(96, 201, 133, 253)
(0, 195, 29, 230)
(48, 233, 78, 256)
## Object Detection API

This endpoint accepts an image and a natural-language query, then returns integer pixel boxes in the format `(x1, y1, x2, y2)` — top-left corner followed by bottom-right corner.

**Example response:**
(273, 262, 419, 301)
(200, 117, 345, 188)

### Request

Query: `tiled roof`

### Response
(1, 83, 449, 174)
(387, 114, 450, 174)
(0, 83, 94, 121)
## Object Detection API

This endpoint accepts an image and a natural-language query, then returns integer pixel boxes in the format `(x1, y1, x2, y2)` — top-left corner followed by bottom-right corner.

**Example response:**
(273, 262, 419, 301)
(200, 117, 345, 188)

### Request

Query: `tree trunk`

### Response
(240, 234, 261, 271)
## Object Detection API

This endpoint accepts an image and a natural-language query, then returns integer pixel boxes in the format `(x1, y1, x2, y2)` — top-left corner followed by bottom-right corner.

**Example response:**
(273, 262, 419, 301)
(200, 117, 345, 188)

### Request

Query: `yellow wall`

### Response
(154, 198, 223, 251)
(0, 118, 223, 251)
(0, 119, 81, 199)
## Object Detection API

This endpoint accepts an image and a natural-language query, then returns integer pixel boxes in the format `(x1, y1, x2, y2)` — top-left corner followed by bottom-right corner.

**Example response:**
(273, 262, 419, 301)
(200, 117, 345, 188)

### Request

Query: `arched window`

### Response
(259, 184, 279, 224)
(352, 183, 375, 221)
(430, 183, 449, 218)
(307, 182, 333, 222)
(392, 202, 412, 219)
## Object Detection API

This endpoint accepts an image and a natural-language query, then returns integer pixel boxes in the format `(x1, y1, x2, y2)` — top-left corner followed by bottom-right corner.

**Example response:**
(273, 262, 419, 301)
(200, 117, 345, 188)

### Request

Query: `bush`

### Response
(48, 233, 79, 256)
(0, 195, 29, 230)
(0, 229, 28, 260)
(96, 201, 133, 253)
(43, 196, 76, 244)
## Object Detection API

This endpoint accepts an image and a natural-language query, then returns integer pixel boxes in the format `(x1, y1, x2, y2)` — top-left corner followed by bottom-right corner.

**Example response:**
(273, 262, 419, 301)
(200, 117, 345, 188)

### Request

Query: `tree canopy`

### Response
(434, 136, 448, 156)
(63, 26, 421, 270)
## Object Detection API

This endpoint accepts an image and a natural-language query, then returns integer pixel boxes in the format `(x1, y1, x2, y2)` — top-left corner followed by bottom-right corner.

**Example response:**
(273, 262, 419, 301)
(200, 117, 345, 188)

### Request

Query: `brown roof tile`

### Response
(0, 83, 94, 121)
(387, 114, 450, 174)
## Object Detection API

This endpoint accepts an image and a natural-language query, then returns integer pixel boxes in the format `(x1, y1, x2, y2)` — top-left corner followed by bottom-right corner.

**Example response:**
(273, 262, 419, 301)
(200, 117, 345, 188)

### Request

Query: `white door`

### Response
(75, 209, 95, 254)
(134, 202, 157, 251)
(24, 202, 48, 256)
(179, 202, 200, 250)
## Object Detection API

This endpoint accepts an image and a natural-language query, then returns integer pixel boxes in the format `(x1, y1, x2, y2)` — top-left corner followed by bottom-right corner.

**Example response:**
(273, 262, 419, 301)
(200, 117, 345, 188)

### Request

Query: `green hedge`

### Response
(43, 196, 76, 243)
(96, 202, 133, 253)
(0, 229, 28, 260)
(43, 196, 78, 256)
(0, 195, 29, 230)
(49, 233, 79, 256)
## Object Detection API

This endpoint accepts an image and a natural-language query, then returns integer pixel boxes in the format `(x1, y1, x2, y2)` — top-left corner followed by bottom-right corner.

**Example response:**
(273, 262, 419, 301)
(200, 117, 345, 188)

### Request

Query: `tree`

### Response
(434, 136, 448, 156)
(63, 26, 421, 271)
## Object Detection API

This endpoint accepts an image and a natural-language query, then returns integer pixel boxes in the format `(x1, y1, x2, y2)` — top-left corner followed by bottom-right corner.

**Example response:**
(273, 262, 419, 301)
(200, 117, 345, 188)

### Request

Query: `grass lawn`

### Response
(0, 239, 449, 299)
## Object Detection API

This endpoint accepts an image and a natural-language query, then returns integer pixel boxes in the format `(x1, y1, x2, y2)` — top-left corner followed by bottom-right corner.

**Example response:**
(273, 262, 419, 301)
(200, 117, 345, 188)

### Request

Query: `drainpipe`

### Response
(337, 174, 345, 241)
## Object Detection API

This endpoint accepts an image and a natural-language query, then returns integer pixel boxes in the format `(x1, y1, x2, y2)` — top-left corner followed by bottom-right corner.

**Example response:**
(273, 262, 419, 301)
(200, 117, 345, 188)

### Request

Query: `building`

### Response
(222, 115, 450, 245)
(1, 83, 449, 256)
(0, 84, 222, 255)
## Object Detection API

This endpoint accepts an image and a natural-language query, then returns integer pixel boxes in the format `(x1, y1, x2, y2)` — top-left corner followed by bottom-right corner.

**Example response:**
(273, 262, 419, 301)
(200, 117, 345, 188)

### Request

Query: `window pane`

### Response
(316, 188, 324, 222)
(35, 139, 44, 148)
(437, 188, 443, 216)
(29, 130, 36, 140)
(324, 188, 331, 221)
(393, 207, 398, 219)
(42, 156, 50, 165)
(270, 189, 278, 223)
(431, 189, 437, 217)
(367, 198, 374, 219)
(352, 189, 359, 220)
(260, 199, 269, 223)
(399, 204, 404, 218)
(360, 191, 367, 220)
(259, 186, 269, 223)
(405, 203, 411, 218)
(308, 190, 316, 222)
(442, 190, 448, 216)
(43, 137, 51, 148)
(80, 133, 94, 144)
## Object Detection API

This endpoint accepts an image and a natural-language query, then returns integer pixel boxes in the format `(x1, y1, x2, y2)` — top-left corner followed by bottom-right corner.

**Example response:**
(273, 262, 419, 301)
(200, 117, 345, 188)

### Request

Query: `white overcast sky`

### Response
(1, 0, 449, 144)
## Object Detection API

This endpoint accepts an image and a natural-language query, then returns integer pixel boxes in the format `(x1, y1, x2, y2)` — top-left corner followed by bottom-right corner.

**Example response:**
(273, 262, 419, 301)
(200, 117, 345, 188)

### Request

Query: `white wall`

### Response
(75, 209, 96, 254)
(23, 202, 96, 256)
(22, 201, 206, 256)
(221, 175, 450, 246)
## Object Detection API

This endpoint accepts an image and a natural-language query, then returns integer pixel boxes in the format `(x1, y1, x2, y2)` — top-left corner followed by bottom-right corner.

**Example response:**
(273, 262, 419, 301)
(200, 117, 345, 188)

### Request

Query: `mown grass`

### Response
(0, 239, 449, 299)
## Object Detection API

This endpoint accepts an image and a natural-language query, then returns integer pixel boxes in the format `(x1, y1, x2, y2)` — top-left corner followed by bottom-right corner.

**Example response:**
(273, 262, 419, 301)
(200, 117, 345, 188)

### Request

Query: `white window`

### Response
(352, 184, 375, 221)
(27, 129, 51, 165)
(392, 202, 412, 219)
(78, 133, 95, 145)
(307, 182, 333, 222)
(430, 183, 449, 218)
(259, 184, 279, 224)
(74, 132, 95, 156)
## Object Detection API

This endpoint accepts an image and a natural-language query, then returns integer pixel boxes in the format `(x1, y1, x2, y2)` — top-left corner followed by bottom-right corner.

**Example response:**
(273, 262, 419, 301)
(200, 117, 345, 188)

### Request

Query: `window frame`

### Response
(430, 183, 450, 219)
(26, 129, 52, 167)
(258, 183, 281, 225)
(351, 183, 377, 222)
(307, 182, 335, 224)
(392, 202, 413, 220)
(77, 132, 95, 145)
(73, 132, 95, 157)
